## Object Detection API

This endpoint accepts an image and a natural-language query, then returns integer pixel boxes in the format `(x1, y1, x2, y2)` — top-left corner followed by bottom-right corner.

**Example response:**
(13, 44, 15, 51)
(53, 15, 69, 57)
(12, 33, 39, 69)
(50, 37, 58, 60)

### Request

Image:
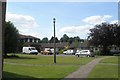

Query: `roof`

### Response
(19, 34, 40, 39)
(40, 41, 89, 48)
(40, 42, 67, 48)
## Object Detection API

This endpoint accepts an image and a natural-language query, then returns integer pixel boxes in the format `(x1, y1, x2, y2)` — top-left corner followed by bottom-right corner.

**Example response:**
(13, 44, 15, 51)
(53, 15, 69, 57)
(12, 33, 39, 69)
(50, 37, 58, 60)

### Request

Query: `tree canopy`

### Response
(113, 24, 120, 46)
(41, 37, 48, 43)
(60, 34, 69, 42)
(5, 21, 19, 56)
(88, 23, 120, 55)
(49, 36, 59, 43)
(60, 34, 82, 44)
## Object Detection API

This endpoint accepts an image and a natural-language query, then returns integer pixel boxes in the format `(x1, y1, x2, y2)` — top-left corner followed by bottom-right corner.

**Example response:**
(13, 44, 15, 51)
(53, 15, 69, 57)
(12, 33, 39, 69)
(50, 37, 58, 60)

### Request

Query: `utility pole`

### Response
(53, 18, 56, 63)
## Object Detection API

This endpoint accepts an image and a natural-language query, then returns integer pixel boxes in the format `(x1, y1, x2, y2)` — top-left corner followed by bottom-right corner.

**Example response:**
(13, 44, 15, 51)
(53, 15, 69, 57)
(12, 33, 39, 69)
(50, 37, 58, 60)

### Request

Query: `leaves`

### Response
(88, 22, 120, 54)
(5, 21, 19, 54)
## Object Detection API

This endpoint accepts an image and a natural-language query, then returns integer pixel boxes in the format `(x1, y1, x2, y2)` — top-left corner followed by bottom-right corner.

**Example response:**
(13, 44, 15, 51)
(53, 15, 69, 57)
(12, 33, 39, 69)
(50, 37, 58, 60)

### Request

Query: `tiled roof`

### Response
(40, 42, 67, 48)
(40, 41, 89, 48)
(19, 34, 40, 39)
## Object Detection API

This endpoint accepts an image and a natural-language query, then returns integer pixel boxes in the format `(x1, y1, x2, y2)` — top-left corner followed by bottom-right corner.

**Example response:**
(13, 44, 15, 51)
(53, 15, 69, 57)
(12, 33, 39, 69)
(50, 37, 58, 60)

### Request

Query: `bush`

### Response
(59, 50, 64, 54)
(59, 48, 68, 54)
(94, 51, 101, 56)
(4, 54, 19, 58)
(113, 54, 120, 56)
(100, 49, 112, 56)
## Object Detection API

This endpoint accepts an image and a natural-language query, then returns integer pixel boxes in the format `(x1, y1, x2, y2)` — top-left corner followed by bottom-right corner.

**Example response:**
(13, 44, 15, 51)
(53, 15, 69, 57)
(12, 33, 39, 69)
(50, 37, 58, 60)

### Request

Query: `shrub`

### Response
(113, 54, 120, 56)
(94, 51, 101, 56)
(59, 50, 64, 54)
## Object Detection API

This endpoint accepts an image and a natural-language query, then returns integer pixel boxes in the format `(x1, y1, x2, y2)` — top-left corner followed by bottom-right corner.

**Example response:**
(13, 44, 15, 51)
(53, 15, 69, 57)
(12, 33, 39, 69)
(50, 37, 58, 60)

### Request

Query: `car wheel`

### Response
(87, 55, 90, 57)
(77, 54, 79, 57)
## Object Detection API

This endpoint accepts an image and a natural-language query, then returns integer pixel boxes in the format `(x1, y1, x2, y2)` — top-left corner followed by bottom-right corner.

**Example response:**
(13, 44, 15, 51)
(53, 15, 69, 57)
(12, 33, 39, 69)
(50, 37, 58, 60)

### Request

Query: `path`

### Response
(63, 56, 111, 79)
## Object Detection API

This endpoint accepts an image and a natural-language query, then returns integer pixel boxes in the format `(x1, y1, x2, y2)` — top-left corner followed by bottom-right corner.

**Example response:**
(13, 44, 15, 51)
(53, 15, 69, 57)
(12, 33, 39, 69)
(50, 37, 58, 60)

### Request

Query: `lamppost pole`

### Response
(53, 18, 56, 63)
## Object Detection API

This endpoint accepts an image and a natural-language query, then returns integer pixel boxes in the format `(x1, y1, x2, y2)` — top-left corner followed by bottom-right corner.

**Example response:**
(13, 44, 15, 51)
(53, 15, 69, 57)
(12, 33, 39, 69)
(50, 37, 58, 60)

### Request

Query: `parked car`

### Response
(41, 49, 53, 55)
(41, 48, 51, 55)
(76, 50, 80, 53)
(63, 49, 75, 55)
(22, 47, 38, 55)
(75, 50, 95, 57)
(50, 48, 59, 55)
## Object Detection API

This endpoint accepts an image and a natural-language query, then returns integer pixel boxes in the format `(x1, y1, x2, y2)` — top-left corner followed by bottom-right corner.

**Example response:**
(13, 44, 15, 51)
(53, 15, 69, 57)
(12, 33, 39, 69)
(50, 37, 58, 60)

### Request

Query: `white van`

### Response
(22, 47, 38, 55)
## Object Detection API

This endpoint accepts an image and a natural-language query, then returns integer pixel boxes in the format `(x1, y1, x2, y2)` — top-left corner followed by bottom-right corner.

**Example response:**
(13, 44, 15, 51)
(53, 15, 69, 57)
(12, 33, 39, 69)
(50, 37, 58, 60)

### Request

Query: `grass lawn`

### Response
(4, 64, 78, 78)
(88, 56, 119, 78)
(3, 54, 96, 79)
(100, 56, 118, 64)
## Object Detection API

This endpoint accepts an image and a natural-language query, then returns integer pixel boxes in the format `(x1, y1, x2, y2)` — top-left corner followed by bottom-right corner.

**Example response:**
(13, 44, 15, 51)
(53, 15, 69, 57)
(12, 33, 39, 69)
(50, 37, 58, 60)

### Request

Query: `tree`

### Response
(41, 37, 48, 43)
(55, 37, 59, 43)
(5, 21, 19, 57)
(49, 36, 59, 43)
(73, 36, 81, 42)
(73, 36, 81, 52)
(88, 23, 115, 55)
(74, 38, 79, 48)
(49, 36, 54, 43)
(68, 36, 82, 44)
(113, 24, 120, 46)
(68, 37, 74, 44)
(60, 34, 69, 42)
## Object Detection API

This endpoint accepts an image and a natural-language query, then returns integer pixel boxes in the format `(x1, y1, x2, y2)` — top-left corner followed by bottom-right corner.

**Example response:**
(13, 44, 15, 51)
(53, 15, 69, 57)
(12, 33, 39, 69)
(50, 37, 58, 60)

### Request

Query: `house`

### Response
(40, 40, 90, 51)
(40, 42, 67, 49)
(17, 35, 97, 53)
(18, 34, 40, 43)
(17, 34, 41, 52)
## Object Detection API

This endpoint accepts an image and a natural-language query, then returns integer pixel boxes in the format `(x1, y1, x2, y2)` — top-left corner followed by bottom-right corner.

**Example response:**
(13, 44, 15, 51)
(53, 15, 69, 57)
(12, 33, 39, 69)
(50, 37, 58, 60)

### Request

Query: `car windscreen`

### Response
(31, 48, 36, 50)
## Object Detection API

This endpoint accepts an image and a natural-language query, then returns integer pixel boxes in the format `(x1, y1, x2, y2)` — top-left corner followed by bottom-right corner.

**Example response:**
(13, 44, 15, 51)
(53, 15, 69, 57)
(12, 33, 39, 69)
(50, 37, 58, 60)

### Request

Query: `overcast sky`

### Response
(6, 2, 118, 40)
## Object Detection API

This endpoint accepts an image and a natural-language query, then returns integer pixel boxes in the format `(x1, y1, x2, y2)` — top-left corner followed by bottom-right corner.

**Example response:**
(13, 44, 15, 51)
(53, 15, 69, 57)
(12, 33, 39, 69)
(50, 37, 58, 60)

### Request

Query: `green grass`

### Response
(88, 56, 119, 78)
(4, 54, 95, 65)
(3, 54, 96, 79)
(88, 64, 118, 78)
(100, 56, 118, 64)
(4, 64, 78, 78)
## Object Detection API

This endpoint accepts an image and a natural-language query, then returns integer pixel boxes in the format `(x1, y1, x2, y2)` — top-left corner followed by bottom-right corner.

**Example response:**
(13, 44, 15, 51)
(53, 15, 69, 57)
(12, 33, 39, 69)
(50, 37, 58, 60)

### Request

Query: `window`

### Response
(25, 38, 27, 42)
(30, 38, 32, 42)
(29, 48, 31, 51)
(31, 48, 36, 50)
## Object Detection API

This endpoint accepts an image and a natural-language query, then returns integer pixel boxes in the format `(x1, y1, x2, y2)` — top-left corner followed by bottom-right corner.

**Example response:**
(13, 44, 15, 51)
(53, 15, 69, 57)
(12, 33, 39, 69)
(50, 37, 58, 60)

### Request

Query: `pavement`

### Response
(62, 57, 111, 79)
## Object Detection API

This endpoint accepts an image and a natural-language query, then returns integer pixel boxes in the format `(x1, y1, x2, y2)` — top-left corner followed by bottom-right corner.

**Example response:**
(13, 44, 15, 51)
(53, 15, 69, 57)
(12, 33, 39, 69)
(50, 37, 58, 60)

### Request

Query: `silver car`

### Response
(75, 50, 94, 57)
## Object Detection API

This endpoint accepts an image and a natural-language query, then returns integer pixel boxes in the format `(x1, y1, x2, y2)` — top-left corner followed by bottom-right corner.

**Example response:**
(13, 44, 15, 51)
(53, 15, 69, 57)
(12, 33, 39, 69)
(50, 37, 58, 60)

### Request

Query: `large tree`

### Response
(60, 34, 69, 42)
(73, 36, 81, 42)
(5, 21, 19, 57)
(88, 23, 115, 55)
(114, 24, 120, 46)
(49, 36, 59, 43)
(41, 37, 48, 43)
(68, 37, 74, 44)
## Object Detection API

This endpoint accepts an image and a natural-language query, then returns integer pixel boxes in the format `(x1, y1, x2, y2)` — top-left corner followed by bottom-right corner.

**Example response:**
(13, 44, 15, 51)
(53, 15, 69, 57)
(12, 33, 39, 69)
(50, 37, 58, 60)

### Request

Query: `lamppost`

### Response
(53, 18, 56, 63)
